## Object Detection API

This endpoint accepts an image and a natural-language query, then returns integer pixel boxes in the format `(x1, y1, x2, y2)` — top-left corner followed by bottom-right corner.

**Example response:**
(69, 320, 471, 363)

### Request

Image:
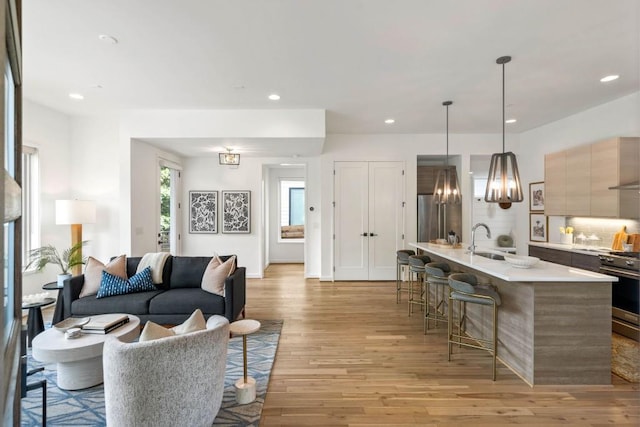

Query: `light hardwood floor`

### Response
(250, 264, 639, 426)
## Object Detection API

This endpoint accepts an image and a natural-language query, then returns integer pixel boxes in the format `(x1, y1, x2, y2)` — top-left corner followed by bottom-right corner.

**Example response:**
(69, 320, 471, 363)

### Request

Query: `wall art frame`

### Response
(530, 212, 548, 242)
(529, 181, 545, 212)
(189, 190, 218, 234)
(222, 190, 251, 233)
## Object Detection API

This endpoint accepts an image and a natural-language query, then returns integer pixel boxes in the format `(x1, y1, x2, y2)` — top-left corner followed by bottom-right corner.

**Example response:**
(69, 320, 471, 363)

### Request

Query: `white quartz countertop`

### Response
(410, 242, 618, 283)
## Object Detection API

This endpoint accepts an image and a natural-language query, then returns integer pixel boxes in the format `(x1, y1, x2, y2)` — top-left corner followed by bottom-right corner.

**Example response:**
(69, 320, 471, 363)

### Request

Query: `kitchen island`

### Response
(411, 242, 617, 385)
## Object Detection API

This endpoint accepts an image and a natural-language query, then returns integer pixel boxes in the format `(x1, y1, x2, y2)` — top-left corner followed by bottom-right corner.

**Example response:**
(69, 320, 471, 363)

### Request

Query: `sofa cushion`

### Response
(201, 256, 236, 296)
(72, 290, 164, 316)
(170, 256, 214, 289)
(139, 309, 206, 342)
(80, 255, 127, 298)
(148, 288, 225, 315)
(125, 256, 173, 290)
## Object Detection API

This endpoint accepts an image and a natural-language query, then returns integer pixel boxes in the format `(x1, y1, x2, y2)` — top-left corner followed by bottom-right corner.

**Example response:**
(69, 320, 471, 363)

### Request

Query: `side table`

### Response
(22, 297, 56, 347)
(42, 281, 65, 325)
(229, 319, 261, 404)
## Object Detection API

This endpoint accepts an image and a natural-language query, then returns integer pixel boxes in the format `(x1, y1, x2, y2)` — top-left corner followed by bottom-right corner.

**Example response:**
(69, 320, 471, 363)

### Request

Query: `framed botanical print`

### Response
(222, 190, 251, 233)
(530, 213, 548, 242)
(189, 191, 218, 233)
(529, 181, 545, 211)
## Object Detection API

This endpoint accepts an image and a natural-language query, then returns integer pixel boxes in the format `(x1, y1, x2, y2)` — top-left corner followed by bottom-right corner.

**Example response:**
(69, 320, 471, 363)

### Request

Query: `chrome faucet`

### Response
(469, 223, 491, 254)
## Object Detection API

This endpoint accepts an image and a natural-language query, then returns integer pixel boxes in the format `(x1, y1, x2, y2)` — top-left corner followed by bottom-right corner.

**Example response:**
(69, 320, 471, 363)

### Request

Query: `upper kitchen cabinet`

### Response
(544, 150, 567, 216)
(566, 145, 591, 216)
(545, 137, 639, 219)
(590, 137, 639, 219)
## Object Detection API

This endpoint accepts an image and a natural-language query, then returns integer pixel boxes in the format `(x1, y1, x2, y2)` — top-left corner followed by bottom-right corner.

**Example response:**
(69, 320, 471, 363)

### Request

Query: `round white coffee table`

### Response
(32, 314, 140, 390)
(229, 319, 261, 404)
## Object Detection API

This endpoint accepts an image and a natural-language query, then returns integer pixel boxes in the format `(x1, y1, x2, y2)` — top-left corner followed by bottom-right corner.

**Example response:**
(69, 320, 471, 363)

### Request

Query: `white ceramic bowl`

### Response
(504, 255, 540, 269)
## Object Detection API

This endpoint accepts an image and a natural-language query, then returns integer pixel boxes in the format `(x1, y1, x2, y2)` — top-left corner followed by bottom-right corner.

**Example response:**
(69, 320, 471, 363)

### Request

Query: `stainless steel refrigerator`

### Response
(417, 195, 462, 242)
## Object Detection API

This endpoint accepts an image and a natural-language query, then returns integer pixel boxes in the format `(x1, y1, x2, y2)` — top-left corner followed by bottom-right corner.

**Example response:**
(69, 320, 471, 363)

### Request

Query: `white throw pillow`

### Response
(139, 309, 206, 342)
(201, 256, 236, 296)
(80, 255, 127, 298)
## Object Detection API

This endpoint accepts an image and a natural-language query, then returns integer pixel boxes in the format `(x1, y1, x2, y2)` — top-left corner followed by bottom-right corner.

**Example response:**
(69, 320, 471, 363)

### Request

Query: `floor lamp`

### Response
(55, 200, 96, 276)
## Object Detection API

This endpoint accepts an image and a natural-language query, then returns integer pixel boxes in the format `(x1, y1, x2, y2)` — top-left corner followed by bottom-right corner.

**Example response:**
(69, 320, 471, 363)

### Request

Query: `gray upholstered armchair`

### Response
(103, 315, 230, 427)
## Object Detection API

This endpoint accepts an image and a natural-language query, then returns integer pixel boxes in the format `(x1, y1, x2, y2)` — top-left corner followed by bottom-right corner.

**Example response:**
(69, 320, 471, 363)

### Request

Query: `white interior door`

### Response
(334, 161, 404, 280)
(334, 162, 369, 280)
(368, 162, 404, 280)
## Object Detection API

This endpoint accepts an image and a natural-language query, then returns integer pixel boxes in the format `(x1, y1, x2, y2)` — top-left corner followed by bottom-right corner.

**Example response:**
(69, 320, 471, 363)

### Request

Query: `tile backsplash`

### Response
(563, 217, 639, 249)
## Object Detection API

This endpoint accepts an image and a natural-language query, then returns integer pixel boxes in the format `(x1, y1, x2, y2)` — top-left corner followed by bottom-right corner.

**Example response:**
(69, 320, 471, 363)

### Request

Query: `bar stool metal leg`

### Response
(446, 273, 502, 381)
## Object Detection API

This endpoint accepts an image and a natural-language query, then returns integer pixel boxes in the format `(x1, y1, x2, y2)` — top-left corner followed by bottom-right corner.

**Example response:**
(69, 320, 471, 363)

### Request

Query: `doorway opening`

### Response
(263, 165, 306, 278)
(158, 159, 182, 254)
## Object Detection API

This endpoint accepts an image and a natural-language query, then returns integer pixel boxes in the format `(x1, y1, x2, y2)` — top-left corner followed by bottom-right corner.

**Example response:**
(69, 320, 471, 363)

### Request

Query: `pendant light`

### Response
(433, 101, 461, 205)
(484, 55, 523, 209)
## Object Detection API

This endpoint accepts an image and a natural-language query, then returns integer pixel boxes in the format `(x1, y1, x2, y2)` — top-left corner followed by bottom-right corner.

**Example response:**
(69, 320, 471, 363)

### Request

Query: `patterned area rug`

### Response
(21, 319, 282, 426)
(612, 333, 640, 383)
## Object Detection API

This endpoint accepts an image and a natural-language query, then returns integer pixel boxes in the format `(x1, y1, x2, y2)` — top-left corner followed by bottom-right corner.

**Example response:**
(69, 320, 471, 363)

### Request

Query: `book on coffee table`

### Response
(82, 314, 129, 334)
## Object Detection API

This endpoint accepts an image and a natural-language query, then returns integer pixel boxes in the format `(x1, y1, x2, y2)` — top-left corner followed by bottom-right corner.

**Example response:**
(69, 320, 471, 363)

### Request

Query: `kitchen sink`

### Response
(472, 252, 505, 261)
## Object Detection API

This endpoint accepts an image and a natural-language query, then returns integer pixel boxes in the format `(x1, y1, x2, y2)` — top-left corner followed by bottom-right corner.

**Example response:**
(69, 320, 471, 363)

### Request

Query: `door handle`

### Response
(361, 233, 368, 237)
(370, 233, 378, 237)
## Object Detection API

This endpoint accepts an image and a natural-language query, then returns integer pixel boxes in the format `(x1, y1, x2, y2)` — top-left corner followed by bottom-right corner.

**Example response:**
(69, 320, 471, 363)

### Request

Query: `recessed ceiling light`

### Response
(384, 119, 395, 124)
(98, 34, 118, 44)
(68, 93, 84, 100)
(600, 75, 619, 82)
(268, 94, 280, 101)
(505, 119, 517, 124)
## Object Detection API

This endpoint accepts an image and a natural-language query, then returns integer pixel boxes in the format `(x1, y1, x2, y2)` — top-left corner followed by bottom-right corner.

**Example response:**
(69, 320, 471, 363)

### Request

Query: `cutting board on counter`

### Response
(628, 233, 640, 252)
(611, 226, 628, 251)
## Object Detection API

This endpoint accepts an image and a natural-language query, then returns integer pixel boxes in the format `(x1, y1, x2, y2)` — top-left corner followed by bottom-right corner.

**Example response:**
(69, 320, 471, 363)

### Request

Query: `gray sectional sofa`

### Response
(61, 255, 246, 325)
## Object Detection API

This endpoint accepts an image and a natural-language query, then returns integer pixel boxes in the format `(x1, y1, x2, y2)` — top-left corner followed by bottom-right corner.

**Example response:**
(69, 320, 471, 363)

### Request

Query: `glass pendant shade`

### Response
(433, 167, 461, 205)
(484, 151, 523, 205)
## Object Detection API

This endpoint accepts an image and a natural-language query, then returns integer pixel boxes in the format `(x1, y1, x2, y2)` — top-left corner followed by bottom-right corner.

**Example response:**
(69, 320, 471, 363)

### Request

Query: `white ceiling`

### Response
(22, 0, 639, 157)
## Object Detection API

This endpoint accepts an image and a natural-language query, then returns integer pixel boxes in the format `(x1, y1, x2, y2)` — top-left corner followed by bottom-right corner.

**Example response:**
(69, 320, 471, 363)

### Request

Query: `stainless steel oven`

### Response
(599, 252, 640, 341)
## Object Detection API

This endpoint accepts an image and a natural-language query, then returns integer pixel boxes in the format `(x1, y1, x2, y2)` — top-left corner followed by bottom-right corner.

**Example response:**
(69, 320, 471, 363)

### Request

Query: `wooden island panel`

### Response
(418, 245, 613, 385)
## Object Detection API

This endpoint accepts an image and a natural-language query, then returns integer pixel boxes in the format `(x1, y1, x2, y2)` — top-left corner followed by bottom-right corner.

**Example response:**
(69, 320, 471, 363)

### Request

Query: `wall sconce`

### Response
(219, 149, 240, 166)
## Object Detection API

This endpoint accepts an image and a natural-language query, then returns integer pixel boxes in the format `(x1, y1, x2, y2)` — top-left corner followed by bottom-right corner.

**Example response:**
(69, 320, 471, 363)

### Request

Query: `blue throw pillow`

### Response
(129, 267, 156, 292)
(96, 267, 156, 298)
(97, 271, 130, 298)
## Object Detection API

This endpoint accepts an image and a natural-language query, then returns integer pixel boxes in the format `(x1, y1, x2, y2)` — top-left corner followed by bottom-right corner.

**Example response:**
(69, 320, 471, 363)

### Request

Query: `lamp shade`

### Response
(4, 169, 22, 223)
(55, 200, 96, 225)
(433, 167, 461, 205)
(484, 152, 524, 204)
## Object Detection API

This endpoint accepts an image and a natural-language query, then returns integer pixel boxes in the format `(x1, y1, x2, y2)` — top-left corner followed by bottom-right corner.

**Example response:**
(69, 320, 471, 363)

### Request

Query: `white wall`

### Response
(22, 101, 72, 295)
(517, 92, 640, 254)
(319, 133, 509, 280)
(69, 115, 120, 261)
(267, 166, 304, 263)
(129, 139, 183, 255)
(24, 91, 638, 289)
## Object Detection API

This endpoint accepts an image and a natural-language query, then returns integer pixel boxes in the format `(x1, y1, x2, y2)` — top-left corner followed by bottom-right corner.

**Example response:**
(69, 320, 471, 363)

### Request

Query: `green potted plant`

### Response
(25, 241, 88, 287)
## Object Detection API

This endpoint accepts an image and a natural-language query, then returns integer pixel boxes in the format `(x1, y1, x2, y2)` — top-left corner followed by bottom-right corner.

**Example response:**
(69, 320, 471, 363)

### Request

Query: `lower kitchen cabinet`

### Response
(529, 245, 600, 272)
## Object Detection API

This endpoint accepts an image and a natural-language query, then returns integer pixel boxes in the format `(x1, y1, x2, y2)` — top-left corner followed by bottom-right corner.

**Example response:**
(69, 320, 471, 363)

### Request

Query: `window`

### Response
(4, 60, 16, 345)
(280, 180, 305, 240)
(22, 146, 39, 268)
(473, 178, 488, 198)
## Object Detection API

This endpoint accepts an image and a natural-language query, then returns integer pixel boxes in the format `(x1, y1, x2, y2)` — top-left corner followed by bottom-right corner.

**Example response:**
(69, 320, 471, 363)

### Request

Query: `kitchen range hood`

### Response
(608, 182, 640, 190)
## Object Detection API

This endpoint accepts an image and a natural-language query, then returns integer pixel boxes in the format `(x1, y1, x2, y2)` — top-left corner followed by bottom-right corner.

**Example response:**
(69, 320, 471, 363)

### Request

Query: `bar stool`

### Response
(396, 250, 415, 303)
(423, 262, 452, 334)
(447, 273, 502, 381)
(407, 255, 431, 316)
